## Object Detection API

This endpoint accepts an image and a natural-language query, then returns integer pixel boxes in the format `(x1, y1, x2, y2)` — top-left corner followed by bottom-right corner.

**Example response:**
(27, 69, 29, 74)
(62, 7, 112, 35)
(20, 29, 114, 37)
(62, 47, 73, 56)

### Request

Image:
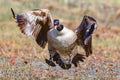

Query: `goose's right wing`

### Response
(11, 8, 53, 48)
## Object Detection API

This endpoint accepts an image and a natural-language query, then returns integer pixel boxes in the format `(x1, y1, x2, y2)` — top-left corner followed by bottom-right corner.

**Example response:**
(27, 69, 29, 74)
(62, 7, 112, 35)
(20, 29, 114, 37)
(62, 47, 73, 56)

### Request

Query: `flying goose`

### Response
(11, 8, 97, 69)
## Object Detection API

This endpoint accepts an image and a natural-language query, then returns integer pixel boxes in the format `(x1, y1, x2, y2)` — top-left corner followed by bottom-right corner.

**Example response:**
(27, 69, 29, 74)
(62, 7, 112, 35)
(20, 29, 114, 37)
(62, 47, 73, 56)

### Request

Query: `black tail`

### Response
(11, 8, 15, 19)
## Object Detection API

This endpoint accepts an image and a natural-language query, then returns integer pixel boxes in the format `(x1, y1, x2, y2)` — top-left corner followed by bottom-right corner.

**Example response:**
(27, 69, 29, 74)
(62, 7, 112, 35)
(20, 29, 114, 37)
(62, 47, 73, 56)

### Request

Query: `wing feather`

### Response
(14, 9, 53, 48)
(76, 15, 97, 57)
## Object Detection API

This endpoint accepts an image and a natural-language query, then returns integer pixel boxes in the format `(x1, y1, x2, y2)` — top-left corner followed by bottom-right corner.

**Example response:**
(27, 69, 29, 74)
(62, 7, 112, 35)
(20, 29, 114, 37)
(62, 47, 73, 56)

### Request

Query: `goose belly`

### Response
(48, 28, 77, 52)
(56, 35, 76, 49)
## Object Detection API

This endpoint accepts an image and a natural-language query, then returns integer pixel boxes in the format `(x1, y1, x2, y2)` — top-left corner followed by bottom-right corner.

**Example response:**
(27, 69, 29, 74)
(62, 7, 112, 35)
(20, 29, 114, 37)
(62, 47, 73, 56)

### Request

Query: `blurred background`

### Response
(0, 0, 120, 79)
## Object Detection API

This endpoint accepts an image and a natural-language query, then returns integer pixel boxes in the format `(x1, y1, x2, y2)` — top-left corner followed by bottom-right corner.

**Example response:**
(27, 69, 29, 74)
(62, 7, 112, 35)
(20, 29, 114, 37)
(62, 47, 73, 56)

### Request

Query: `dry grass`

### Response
(0, 0, 120, 80)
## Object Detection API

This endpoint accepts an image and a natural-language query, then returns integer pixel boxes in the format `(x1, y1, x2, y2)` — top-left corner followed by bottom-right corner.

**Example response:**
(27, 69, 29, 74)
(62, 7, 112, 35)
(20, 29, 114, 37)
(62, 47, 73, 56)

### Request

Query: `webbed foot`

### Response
(72, 53, 85, 67)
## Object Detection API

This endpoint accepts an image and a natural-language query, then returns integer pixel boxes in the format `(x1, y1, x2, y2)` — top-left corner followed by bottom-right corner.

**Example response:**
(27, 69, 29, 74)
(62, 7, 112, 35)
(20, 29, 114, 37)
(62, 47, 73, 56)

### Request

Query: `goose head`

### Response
(54, 19, 64, 32)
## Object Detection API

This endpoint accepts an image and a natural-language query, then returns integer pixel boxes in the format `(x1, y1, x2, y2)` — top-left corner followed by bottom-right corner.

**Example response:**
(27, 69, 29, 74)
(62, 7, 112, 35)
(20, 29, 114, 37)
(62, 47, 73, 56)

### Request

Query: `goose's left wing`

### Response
(76, 15, 97, 57)
(11, 8, 53, 48)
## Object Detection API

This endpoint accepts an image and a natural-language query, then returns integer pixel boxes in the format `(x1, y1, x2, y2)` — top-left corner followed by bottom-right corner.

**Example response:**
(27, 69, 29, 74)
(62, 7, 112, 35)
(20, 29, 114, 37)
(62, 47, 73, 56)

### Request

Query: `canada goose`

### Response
(11, 8, 97, 69)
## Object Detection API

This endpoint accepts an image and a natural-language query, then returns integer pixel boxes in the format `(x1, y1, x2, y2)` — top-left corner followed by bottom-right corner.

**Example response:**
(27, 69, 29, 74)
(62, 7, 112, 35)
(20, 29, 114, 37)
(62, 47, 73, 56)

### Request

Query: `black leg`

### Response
(72, 53, 85, 67)
(53, 53, 71, 69)
(45, 50, 56, 67)
(45, 59, 56, 67)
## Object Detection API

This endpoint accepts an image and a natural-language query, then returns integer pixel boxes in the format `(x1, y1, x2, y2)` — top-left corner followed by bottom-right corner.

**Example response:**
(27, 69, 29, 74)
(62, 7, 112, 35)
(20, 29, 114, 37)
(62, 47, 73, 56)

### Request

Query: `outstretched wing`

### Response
(11, 8, 53, 48)
(76, 15, 97, 57)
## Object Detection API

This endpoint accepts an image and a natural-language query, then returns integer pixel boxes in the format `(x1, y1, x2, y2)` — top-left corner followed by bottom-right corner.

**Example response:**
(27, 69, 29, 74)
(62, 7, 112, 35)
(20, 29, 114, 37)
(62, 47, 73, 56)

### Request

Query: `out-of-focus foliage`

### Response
(0, 0, 120, 25)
